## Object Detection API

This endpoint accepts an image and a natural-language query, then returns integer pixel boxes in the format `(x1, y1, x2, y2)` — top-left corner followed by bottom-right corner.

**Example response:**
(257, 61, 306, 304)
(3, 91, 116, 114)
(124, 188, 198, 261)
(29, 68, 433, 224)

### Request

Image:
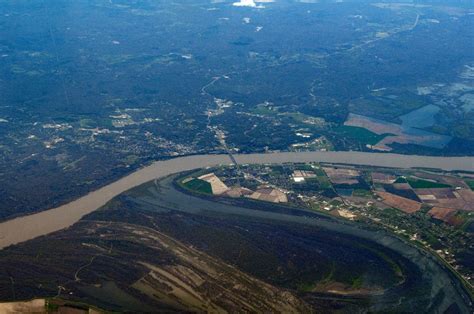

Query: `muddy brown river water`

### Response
(0, 151, 473, 249)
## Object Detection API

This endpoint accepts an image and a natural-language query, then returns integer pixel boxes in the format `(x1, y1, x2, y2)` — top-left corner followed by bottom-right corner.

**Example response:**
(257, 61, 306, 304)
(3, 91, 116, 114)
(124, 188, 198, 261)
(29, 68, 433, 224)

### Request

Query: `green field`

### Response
(316, 176, 332, 189)
(353, 189, 372, 197)
(407, 178, 451, 189)
(295, 164, 315, 171)
(313, 167, 326, 177)
(333, 126, 388, 146)
(465, 180, 474, 191)
(183, 178, 212, 194)
(252, 104, 278, 116)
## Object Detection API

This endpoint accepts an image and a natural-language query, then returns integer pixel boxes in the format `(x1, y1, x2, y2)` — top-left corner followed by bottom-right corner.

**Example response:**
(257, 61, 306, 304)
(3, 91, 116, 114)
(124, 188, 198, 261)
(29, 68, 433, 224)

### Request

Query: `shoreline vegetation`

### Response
(0, 151, 473, 311)
(176, 169, 474, 299)
(1, 151, 473, 250)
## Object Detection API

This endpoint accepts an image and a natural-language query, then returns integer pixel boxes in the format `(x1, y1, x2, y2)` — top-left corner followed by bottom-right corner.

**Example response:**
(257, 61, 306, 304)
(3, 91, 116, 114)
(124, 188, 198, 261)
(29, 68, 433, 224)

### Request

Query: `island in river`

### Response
(0, 152, 473, 312)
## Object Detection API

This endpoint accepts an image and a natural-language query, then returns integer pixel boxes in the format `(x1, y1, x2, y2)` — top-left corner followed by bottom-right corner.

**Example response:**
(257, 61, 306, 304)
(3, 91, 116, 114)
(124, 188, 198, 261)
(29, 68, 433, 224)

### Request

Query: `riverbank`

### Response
(145, 174, 474, 312)
(1, 151, 473, 250)
(175, 170, 474, 300)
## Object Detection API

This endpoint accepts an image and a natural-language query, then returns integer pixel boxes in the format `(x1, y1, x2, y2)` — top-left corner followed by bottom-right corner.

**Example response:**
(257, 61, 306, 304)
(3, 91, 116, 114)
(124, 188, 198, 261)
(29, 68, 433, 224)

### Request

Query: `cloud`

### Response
(232, 0, 265, 8)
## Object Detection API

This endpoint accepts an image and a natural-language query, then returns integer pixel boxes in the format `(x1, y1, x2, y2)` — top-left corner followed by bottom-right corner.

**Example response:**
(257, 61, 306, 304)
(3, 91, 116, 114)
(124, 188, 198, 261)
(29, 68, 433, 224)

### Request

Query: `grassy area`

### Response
(182, 178, 212, 194)
(123, 154, 139, 165)
(383, 207, 400, 215)
(317, 177, 332, 189)
(294, 163, 314, 171)
(297, 169, 331, 190)
(79, 118, 97, 128)
(252, 104, 278, 116)
(313, 167, 326, 177)
(407, 178, 450, 189)
(79, 117, 113, 128)
(465, 179, 474, 191)
(305, 177, 320, 184)
(353, 189, 372, 197)
(282, 112, 309, 121)
(333, 125, 388, 146)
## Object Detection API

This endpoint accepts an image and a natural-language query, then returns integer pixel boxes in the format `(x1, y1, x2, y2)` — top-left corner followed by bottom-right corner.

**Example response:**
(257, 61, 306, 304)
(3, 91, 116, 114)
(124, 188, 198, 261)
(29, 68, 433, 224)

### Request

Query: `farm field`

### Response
(0, 173, 471, 313)
(0, 0, 473, 223)
(0, 0, 473, 312)
(182, 178, 212, 195)
(198, 161, 474, 293)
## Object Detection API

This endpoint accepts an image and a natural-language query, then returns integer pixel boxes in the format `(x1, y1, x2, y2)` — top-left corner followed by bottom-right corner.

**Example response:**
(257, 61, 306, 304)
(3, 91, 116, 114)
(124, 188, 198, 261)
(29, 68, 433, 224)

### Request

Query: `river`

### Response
(156, 174, 473, 312)
(0, 151, 473, 249)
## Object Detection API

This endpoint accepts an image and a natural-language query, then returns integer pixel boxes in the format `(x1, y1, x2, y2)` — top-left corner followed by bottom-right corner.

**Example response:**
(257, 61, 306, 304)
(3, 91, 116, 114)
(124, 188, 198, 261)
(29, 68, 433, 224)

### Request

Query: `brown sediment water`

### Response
(0, 151, 473, 249)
